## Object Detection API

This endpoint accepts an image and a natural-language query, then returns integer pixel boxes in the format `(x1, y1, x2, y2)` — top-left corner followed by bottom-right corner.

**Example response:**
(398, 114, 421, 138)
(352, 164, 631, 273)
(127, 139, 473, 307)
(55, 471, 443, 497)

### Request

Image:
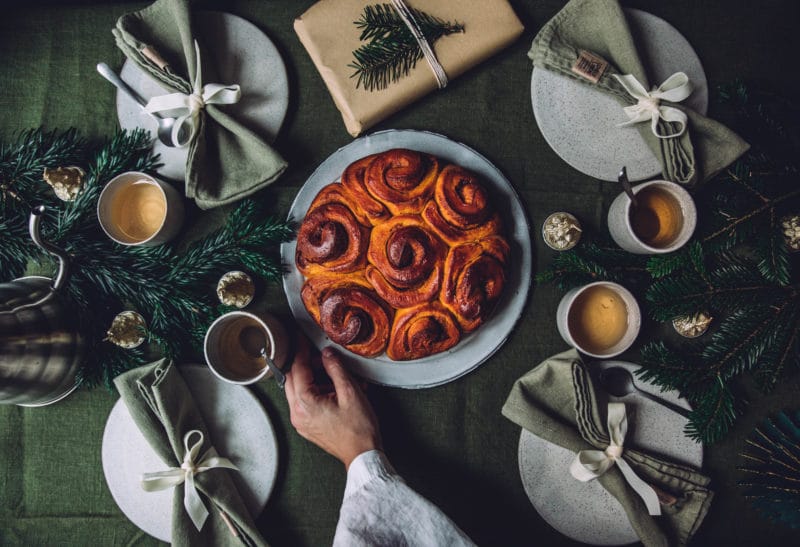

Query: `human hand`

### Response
(285, 336, 382, 469)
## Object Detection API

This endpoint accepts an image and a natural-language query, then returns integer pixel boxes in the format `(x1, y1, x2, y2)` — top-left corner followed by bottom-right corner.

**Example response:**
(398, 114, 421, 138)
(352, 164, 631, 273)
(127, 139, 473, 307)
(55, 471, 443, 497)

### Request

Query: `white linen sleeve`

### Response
(333, 450, 476, 547)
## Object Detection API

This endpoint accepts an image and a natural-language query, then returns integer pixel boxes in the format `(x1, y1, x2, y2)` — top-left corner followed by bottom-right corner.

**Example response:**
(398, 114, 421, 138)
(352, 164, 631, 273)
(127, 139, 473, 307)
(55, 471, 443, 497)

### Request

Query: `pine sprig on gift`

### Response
(349, 3, 464, 91)
(538, 82, 800, 444)
(0, 128, 294, 389)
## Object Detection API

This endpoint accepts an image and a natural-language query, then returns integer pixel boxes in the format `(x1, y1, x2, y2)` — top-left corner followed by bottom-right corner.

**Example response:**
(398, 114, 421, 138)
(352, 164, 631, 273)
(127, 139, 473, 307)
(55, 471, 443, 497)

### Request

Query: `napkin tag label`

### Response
(141, 46, 170, 71)
(572, 50, 608, 83)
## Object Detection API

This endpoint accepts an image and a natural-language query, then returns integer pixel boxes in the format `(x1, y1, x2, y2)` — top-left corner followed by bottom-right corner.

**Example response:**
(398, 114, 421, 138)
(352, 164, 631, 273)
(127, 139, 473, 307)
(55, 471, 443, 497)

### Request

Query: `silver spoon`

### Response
(598, 367, 690, 418)
(618, 166, 638, 209)
(96, 62, 179, 147)
(239, 326, 286, 389)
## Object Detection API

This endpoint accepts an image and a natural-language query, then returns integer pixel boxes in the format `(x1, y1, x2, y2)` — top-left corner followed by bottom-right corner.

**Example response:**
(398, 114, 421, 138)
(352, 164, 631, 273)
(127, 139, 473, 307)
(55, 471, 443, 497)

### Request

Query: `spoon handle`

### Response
(263, 353, 286, 390)
(96, 62, 148, 108)
(636, 388, 691, 418)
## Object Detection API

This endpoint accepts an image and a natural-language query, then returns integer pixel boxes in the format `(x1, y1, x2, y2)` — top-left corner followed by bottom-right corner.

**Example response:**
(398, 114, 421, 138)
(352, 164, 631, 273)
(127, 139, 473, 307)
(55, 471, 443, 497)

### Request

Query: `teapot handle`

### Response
(29, 205, 70, 291)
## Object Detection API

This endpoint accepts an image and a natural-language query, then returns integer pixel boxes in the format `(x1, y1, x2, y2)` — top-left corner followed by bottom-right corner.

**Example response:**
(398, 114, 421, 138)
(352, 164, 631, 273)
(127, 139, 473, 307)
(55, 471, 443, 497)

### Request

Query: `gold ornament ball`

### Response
(106, 311, 147, 349)
(781, 215, 800, 252)
(672, 312, 712, 338)
(217, 271, 255, 308)
(43, 166, 85, 201)
(542, 212, 582, 251)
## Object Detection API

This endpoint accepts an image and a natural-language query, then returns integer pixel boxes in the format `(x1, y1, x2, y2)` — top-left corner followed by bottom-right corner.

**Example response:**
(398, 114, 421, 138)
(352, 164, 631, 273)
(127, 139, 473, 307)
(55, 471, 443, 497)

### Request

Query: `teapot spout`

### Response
(29, 205, 70, 291)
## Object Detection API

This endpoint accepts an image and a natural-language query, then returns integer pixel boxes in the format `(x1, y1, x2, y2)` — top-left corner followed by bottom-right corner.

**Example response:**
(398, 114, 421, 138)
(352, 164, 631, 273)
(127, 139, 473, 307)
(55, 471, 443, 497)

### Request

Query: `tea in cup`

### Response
(607, 180, 696, 254)
(97, 171, 184, 246)
(204, 311, 288, 385)
(556, 281, 640, 358)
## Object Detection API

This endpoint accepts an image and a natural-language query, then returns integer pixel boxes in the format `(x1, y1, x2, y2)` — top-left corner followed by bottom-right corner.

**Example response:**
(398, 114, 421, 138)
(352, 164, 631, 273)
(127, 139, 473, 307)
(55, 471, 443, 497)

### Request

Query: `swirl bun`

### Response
(366, 215, 444, 308)
(365, 149, 440, 215)
(387, 302, 461, 361)
(296, 148, 509, 361)
(341, 154, 391, 225)
(301, 274, 392, 357)
(422, 165, 502, 245)
(296, 183, 370, 277)
(441, 236, 509, 333)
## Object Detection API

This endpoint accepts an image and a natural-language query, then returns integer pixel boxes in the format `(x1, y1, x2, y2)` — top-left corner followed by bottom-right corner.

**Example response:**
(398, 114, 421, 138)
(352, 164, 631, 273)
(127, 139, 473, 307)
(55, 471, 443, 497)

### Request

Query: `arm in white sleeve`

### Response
(333, 450, 476, 547)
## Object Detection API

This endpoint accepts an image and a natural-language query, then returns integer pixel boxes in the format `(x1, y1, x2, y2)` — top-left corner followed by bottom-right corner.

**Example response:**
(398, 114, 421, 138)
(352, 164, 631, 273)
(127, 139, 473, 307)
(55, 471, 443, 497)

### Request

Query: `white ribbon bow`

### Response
(141, 429, 239, 531)
(144, 40, 241, 148)
(613, 72, 693, 139)
(569, 403, 662, 516)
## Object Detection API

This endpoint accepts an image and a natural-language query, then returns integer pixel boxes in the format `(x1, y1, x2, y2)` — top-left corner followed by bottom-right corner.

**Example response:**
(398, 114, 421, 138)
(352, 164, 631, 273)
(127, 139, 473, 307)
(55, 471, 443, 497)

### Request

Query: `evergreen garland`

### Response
(349, 3, 464, 91)
(0, 128, 293, 389)
(739, 410, 800, 529)
(536, 83, 800, 444)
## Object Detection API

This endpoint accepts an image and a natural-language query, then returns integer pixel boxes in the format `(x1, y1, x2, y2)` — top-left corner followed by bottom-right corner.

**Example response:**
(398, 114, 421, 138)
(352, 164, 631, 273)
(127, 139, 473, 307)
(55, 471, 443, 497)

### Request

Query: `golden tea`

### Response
(110, 180, 167, 242)
(568, 285, 629, 354)
(629, 185, 684, 248)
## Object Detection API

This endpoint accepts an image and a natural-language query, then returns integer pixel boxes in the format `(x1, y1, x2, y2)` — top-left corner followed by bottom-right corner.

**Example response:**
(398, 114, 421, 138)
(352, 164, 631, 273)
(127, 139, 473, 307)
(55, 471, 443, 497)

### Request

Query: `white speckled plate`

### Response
(102, 364, 278, 543)
(116, 11, 289, 181)
(280, 129, 532, 389)
(531, 8, 708, 182)
(518, 360, 701, 545)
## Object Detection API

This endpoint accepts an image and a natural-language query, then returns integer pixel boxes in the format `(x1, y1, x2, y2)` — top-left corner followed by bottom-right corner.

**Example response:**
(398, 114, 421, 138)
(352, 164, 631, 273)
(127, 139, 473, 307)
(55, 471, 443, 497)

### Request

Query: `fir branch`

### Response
(349, 3, 464, 91)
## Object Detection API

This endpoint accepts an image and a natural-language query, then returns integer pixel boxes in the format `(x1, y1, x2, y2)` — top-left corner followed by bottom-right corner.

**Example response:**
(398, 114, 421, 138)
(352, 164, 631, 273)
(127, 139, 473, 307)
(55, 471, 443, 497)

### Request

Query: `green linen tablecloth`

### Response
(1, 1, 800, 545)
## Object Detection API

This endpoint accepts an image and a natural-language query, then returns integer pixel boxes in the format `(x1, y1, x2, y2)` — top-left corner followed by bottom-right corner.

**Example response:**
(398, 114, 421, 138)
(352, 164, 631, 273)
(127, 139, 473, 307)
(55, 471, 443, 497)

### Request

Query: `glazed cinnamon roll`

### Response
(421, 165, 502, 245)
(441, 236, 509, 333)
(365, 215, 445, 308)
(365, 149, 441, 215)
(340, 154, 390, 226)
(301, 274, 391, 357)
(387, 302, 461, 361)
(296, 186, 370, 278)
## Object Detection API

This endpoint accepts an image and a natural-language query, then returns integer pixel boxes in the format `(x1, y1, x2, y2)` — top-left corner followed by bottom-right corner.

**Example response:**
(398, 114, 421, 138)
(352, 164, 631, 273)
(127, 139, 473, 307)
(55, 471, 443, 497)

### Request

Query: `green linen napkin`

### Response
(530, 0, 748, 186)
(114, 360, 268, 547)
(502, 349, 713, 547)
(112, 0, 287, 209)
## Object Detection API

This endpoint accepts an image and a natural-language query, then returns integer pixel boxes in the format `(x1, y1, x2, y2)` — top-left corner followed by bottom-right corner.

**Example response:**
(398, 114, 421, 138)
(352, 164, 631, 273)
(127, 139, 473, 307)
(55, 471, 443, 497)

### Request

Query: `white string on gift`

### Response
(613, 72, 693, 139)
(569, 403, 662, 516)
(390, 0, 449, 89)
(144, 40, 241, 148)
(141, 429, 239, 531)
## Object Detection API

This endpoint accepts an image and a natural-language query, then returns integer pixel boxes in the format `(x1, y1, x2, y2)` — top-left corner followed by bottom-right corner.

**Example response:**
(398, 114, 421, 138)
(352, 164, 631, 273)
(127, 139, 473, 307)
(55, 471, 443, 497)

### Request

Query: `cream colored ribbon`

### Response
(390, 0, 449, 89)
(569, 403, 662, 516)
(141, 429, 239, 531)
(613, 72, 693, 139)
(144, 40, 241, 148)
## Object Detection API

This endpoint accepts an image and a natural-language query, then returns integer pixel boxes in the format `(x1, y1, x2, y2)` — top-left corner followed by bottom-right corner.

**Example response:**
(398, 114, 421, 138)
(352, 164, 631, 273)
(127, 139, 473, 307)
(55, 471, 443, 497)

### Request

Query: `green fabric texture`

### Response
(113, 0, 288, 209)
(502, 349, 713, 546)
(529, 0, 749, 185)
(3, 2, 800, 546)
(114, 360, 268, 547)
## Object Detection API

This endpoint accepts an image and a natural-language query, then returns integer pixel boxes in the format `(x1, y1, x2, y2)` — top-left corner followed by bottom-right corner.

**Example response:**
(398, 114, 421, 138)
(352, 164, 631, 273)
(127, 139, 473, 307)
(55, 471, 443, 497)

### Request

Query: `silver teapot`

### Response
(0, 206, 85, 406)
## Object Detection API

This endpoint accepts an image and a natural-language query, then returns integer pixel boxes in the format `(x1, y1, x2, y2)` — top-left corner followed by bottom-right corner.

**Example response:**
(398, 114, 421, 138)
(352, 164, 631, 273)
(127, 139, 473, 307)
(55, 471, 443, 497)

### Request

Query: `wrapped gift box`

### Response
(295, 0, 524, 136)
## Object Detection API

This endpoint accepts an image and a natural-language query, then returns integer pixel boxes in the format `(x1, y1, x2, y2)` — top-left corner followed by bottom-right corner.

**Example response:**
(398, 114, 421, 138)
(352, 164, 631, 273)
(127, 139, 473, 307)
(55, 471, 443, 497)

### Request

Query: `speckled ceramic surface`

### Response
(518, 360, 701, 545)
(281, 130, 532, 389)
(101, 364, 279, 542)
(116, 11, 289, 181)
(531, 8, 708, 182)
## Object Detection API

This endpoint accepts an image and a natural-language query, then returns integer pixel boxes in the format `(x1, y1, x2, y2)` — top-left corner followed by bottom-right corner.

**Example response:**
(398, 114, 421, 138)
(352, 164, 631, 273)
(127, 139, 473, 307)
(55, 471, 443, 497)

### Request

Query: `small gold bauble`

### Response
(672, 311, 712, 338)
(42, 166, 85, 201)
(105, 311, 147, 349)
(542, 212, 582, 251)
(216, 271, 255, 308)
(780, 215, 800, 252)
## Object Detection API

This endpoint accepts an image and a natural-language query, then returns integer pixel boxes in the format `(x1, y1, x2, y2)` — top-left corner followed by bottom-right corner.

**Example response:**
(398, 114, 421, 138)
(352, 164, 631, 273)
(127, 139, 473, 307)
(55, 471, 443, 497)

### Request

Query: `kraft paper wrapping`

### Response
(295, 0, 524, 136)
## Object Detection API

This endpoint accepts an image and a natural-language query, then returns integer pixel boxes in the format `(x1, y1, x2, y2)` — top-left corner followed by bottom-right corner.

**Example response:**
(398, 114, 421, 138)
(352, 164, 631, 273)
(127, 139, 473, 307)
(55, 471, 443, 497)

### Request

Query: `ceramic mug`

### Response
(607, 180, 696, 254)
(97, 171, 184, 246)
(204, 310, 289, 385)
(556, 281, 641, 359)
